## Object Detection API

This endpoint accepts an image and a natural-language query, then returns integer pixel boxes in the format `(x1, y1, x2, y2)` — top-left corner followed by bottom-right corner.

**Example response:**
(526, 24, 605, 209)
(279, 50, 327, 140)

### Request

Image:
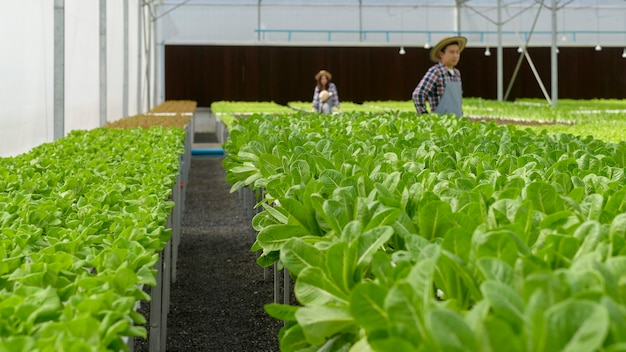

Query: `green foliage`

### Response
(0, 126, 184, 349)
(223, 105, 626, 351)
(211, 101, 294, 130)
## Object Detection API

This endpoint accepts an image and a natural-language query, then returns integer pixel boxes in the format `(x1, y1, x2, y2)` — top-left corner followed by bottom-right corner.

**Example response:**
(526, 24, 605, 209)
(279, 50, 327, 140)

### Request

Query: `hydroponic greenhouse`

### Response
(1, 1, 626, 351)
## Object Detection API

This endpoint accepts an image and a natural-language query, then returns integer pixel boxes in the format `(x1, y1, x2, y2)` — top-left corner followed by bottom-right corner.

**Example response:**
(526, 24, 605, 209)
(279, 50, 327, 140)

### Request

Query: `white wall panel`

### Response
(0, 0, 143, 157)
(0, 1, 53, 157)
(65, 1, 100, 133)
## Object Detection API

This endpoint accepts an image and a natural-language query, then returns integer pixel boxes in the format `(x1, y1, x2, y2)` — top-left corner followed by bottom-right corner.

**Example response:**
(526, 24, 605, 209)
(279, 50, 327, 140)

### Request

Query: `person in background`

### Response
(412, 36, 467, 117)
(312, 69, 341, 114)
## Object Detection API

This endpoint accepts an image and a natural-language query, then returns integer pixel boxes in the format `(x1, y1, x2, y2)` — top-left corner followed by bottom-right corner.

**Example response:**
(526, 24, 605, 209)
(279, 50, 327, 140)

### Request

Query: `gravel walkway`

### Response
(134, 156, 282, 351)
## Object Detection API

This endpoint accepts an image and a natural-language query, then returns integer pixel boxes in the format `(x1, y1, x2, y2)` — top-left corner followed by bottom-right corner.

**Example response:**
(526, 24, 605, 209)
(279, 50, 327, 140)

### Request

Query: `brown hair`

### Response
(440, 41, 460, 54)
(316, 77, 329, 91)
(315, 70, 332, 90)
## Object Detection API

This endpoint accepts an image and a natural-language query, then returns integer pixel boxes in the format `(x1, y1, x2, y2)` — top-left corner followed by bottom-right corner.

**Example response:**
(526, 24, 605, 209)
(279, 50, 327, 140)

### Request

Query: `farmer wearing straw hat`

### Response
(412, 36, 467, 117)
(312, 69, 341, 114)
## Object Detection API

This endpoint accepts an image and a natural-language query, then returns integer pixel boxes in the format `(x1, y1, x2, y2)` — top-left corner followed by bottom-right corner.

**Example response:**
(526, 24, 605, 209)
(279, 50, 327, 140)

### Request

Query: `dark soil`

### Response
(133, 156, 284, 352)
(194, 132, 219, 143)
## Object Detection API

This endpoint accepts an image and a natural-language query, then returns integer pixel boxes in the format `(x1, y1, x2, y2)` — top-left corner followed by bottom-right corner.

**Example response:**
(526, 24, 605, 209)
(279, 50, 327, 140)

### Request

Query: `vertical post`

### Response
(123, 0, 129, 117)
(159, 41, 165, 103)
(54, 0, 64, 140)
(145, 4, 152, 110)
(149, 248, 164, 351)
(455, 0, 461, 35)
(171, 174, 181, 283)
(273, 262, 279, 304)
(497, 0, 503, 101)
(161, 240, 172, 350)
(551, 0, 558, 107)
(100, 0, 107, 126)
(359, 0, 363, 42)
(153, 8, 158, 108)
(137, 0, 143, 113)
(257, 0, 262, 41)
(284, 268, 290, 305)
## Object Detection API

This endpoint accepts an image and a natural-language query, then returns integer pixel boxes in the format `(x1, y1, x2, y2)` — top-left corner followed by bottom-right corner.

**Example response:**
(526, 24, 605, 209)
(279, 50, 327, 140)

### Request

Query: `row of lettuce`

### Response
(212, 98, 626, 143)
(0, 103, 192, 351)
(223, 110, 626, 351)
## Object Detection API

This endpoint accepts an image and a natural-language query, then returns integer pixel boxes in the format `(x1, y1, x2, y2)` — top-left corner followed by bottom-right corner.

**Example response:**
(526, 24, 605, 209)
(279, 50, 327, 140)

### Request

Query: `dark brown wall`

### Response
(164, 45, 626, 107)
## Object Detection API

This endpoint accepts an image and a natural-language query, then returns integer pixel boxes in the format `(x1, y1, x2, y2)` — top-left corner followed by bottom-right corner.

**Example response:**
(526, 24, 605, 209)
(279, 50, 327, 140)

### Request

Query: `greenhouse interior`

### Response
(2, 0, 625, 157)
(1, 1, 626, 351)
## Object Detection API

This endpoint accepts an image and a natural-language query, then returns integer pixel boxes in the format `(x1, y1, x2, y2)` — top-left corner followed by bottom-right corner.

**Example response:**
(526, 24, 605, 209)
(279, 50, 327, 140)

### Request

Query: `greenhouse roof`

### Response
(165, 0, 625, 4)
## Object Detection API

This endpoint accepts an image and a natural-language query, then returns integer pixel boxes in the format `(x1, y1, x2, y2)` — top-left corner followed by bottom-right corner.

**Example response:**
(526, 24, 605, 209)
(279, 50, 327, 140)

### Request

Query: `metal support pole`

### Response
(455, 0, 461, 35)
(171, 175, 181, 283)
(99, 0, 107, 126)
(257, 0, 262, 41)
(551, 0, 558, 107)
(161, 240, 171, 350)
(54, 0, 64, 140)
(123, 0, 129, 117)
(284, 268, 290, 305)
(137, 0, 143, 113)
(273, 262, 279, 304)
(158, 41, 165, 104)
(149, 248, 164, 351)
(146, 4, 152, 110)
(504, 4, 545, 102)
(497, 0, 503, 101)
(359, 0, 363, 42)
(153, 9, 158, 108)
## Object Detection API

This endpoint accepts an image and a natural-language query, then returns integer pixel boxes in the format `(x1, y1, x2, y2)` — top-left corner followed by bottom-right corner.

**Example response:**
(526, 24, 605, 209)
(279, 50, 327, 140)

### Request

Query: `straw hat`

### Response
(429, 36, 467, 62)
(319, 90, 332, 102)
(315, 70, 332, 81)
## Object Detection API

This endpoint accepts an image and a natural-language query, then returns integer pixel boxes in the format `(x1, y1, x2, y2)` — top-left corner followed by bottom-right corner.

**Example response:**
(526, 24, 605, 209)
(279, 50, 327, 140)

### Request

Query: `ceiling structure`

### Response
(153, 0, 625, 104)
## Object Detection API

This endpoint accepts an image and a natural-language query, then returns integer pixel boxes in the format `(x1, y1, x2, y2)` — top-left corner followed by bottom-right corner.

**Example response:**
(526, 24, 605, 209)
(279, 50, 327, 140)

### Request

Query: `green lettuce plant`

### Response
(224, 108, 626, 351)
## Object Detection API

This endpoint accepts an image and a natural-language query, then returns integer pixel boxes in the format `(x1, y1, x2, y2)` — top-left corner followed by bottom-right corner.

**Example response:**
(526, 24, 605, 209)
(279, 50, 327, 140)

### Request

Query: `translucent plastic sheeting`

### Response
(0, 0, 146, 157)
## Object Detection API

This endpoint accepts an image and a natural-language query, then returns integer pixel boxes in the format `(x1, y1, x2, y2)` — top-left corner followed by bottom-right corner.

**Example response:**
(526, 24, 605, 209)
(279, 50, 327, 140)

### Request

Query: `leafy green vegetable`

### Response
(222, 103, 626, 350)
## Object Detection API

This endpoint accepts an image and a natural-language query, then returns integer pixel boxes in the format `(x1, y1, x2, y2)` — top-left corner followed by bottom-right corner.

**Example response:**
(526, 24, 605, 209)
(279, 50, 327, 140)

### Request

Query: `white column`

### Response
(54, 0, 65, 140)
(100, 0, 107, 126)
(551, 0, 558, 106)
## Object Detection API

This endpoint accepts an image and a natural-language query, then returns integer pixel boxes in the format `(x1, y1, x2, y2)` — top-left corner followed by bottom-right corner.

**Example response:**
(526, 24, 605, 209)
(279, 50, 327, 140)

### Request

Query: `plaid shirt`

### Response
(412, 62, 462, 114)
(313, 82, 340, 111)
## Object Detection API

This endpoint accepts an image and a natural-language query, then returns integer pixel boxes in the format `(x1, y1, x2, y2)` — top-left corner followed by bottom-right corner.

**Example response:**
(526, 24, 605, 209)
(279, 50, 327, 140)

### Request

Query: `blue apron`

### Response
(434, 81, 463, 117)
(318, 102, 332, 114)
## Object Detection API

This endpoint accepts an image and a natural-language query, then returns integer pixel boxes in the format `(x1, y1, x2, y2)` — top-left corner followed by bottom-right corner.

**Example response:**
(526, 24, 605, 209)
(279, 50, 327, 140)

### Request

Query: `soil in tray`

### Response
(134, 156, 283, 352)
